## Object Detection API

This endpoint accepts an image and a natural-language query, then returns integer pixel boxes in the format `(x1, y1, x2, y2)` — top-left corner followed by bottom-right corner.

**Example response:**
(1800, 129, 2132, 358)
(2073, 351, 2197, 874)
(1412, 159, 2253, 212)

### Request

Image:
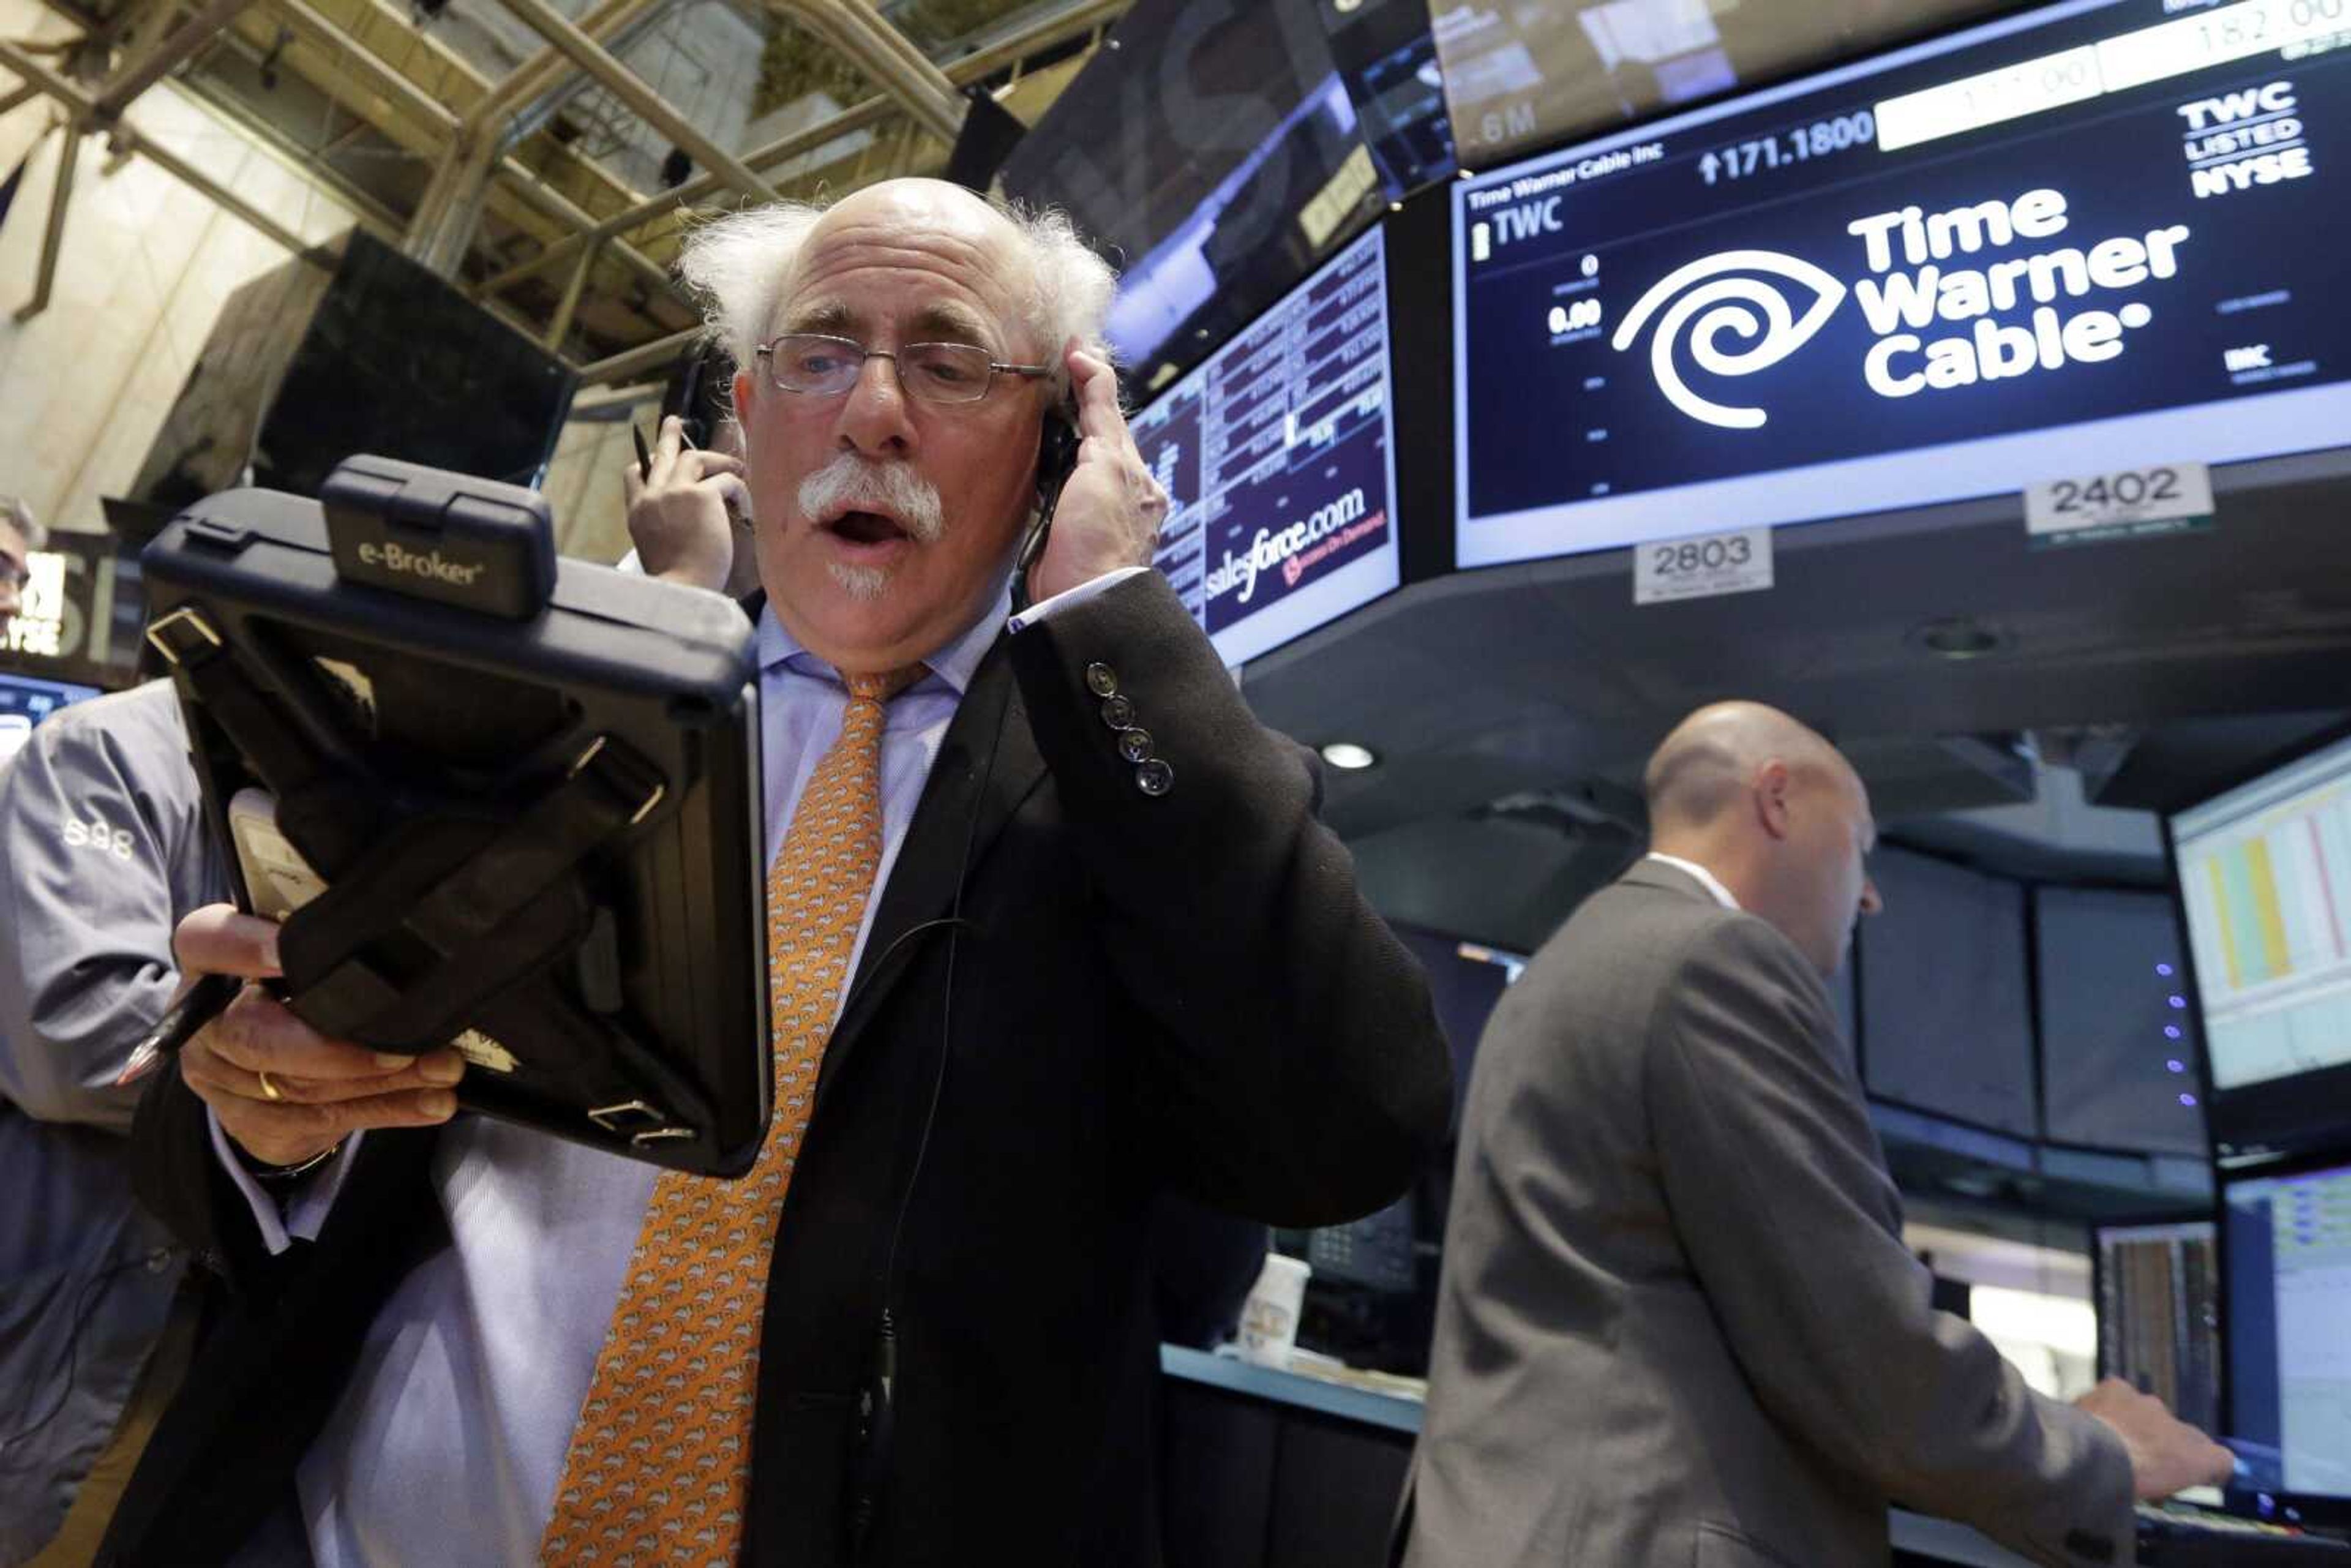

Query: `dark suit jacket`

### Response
(1400, 860, 2133, 1568)
(102, 573, 1452, 1566)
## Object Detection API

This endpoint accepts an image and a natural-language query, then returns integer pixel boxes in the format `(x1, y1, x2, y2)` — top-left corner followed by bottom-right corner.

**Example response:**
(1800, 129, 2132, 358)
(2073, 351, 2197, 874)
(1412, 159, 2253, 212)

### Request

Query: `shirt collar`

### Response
(754, 581, 1011, 700)
(1644, 852, 1742, 912)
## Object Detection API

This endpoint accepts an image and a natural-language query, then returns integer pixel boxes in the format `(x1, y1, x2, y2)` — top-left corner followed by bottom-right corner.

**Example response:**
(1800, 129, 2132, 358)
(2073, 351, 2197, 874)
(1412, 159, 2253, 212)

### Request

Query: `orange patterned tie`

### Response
(542, 664, 923, 1566)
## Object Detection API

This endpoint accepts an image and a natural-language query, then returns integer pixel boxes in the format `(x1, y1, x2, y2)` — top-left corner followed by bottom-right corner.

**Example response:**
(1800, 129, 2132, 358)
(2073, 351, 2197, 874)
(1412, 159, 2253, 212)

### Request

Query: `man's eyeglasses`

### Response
(753, 334, 1051, 406)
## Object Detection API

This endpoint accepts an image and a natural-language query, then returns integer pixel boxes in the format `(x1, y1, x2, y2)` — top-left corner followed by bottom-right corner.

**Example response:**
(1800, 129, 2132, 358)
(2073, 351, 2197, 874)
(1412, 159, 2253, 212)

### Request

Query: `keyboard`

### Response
(2137, 1502, 2351, 1565)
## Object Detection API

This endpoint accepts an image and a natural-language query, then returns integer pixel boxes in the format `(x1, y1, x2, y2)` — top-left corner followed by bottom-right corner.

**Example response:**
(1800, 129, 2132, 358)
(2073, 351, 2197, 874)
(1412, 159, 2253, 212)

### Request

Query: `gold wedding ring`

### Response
(256, 1069, 284, 1102)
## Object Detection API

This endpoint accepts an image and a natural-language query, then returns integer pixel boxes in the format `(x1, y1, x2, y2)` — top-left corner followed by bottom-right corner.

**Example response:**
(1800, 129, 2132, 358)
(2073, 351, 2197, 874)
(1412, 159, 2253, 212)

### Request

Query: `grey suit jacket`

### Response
(1400, 860, 2134, 1568)
(0, 680, 223, 1558)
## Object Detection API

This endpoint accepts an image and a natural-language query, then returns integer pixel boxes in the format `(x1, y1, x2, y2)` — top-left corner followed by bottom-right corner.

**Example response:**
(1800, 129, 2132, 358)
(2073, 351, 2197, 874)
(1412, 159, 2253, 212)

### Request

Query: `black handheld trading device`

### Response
(143, 456, 771, 1177)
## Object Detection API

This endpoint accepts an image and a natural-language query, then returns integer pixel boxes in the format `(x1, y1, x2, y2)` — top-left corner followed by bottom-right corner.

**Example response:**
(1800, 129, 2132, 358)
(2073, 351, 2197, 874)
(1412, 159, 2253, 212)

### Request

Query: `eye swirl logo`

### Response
(1610, 250, 1847, 430)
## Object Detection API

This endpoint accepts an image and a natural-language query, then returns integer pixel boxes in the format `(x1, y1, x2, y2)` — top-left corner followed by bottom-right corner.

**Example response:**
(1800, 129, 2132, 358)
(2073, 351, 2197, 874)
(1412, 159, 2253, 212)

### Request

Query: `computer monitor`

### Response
(1324, 0, 1456, 197)
(2094, 1217, 2221, 1436)
(1293, 923, 1521, 1373)
(1001, 0, 1387, 384)
(1127, 222, 1402, 667)
(2037, 886, 2210, 1157)
(0, 672, 103, 767)
(1449, 0, 2351, 569)
(2219, 1155, 2351, 1528)
(1856, 847, 2036, 1137)
(2168, 729, 2351, 1160)
(1430, 0, 2009, 171)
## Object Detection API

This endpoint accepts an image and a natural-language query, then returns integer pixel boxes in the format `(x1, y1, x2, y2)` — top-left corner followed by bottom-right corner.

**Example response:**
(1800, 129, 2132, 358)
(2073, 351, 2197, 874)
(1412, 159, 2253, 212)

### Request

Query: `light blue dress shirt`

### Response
(211, 571, 1136, 1566)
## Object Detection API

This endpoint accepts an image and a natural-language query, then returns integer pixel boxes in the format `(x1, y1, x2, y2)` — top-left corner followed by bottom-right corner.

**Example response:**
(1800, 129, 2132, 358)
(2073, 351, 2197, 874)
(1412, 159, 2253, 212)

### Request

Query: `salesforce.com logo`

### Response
(1610, 187, 2190, 431)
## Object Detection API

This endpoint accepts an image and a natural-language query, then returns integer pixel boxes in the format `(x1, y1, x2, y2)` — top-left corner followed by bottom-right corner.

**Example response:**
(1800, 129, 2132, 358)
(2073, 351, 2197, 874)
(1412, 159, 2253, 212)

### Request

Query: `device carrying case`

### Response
(143, 456, 770, 1177)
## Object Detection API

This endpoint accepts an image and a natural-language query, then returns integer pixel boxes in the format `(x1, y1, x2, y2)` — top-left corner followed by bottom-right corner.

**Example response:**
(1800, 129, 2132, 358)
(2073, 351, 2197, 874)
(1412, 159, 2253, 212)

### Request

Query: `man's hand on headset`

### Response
(1024, 345, 1168, 606)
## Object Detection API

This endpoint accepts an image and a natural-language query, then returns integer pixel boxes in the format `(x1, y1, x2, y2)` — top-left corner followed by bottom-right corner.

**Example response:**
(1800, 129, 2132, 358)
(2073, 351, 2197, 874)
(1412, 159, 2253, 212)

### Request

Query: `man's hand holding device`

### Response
(624, 413, 752, 594)
(1020, 345, 1169, 607)
(171, 904, 463, 1171)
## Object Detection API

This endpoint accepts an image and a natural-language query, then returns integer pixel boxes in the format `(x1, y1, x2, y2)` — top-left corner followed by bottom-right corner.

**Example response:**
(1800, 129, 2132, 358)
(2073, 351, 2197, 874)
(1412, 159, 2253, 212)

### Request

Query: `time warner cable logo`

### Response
(1609, 250, 1846, 429)
(1608, 187, 2191, 430)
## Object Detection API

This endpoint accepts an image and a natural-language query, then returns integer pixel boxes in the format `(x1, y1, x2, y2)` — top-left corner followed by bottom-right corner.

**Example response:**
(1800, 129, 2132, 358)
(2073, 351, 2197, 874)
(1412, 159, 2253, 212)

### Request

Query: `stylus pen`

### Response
(114, 971, 241, 1087)
(632, 421, 654, 482)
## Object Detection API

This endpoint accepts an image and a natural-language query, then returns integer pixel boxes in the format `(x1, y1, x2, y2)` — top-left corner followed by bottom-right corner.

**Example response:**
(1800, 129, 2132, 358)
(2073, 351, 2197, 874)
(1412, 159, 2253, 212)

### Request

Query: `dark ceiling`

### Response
(1240, 446, 2351, 954)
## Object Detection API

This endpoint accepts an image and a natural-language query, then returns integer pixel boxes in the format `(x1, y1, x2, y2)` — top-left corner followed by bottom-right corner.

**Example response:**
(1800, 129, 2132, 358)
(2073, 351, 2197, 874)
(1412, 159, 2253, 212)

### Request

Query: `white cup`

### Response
(1236, 1252, 1312, 1368)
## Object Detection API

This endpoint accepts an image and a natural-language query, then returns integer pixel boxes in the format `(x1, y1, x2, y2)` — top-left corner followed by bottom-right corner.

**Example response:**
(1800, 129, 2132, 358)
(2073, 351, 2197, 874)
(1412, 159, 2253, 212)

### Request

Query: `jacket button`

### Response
(1135, 759, 1174, 797)
(1100, 694, 1137, 730)
(1117, 729, 1153, 763)
(1084, 662, 1119, 697)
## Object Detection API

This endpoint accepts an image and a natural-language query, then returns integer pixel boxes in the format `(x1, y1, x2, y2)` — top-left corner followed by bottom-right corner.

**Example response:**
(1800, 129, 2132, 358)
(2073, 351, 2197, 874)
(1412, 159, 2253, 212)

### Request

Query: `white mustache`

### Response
(797, 452, 945, 544)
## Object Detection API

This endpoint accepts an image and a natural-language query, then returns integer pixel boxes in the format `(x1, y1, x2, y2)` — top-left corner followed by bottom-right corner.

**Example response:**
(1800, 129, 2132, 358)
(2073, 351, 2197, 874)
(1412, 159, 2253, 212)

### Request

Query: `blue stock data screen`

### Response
(1451, 0, 2351, 568)
(1131, 223, 1400, 667)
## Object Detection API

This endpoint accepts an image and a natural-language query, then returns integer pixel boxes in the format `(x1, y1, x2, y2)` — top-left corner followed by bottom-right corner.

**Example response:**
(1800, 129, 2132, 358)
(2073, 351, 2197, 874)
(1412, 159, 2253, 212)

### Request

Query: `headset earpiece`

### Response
(1013, 407, 1081, 615)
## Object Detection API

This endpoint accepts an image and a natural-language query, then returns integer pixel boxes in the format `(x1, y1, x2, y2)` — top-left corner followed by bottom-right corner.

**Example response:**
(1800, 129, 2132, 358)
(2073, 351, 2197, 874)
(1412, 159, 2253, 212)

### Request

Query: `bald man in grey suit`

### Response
(1399, 703, 2231, 1568)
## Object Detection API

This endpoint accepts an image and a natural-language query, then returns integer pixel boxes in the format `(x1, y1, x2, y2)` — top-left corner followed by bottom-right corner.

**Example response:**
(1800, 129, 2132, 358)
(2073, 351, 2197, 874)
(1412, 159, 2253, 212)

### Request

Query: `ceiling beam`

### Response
(782, 0, 962, 143)
(465, 0, 652, 138)
(0, 36, 325, 260)
(577, 321, 697, 384)
(261, 0, 457, 135)
(494, 0, 780, 204)
(88, 0, 255, 122)
(495, 150, 682, 302)
(12, 123, 80, 321)
(470, 0, 1129, 303)
(471, 91, 896, 299)
(261, 0, 683, 302)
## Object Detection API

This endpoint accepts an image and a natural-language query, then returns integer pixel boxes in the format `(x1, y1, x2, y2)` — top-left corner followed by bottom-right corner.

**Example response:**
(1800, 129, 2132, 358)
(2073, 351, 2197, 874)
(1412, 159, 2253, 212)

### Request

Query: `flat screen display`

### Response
(1856, 847, 2035, 1137)
(0, 671, 103, 768)
(260, 230, 577, 497)
(1001, 0, 1387, 387)
(2036, 885, 2209, 1155)
(2096, 1218, 2221, 1436)
(2172, 733, 2351, 1093)
(1451, 0, 2351, 568)
(1129, 223, 1400, 667)
(1430, 0, 2009, 169)
(1325, 0, 1457, 195)
(2222, 1157, 2351, 1516)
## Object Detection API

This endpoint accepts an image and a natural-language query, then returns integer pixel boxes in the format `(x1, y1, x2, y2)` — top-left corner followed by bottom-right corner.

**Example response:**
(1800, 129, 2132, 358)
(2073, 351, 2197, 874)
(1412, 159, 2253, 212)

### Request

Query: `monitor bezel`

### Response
(2159, 716, 2351, 1163)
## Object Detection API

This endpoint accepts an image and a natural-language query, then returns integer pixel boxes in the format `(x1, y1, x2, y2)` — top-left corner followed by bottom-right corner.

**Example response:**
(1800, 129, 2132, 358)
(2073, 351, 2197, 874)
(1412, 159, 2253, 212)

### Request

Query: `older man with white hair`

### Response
(107, 178, 1451, 1568)
(0, 495, 45, 636)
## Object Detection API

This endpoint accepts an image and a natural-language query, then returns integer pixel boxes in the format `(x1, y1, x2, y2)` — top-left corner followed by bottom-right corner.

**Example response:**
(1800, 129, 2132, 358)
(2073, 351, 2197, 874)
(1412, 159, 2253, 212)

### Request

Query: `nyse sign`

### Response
(1, 532, 140, 689)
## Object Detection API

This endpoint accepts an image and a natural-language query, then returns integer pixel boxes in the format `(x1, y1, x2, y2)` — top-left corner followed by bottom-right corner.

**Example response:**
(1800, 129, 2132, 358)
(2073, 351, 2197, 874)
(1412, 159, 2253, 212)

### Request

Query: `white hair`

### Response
(677, 185, 1119, 382)
(0, 497, 44, 549)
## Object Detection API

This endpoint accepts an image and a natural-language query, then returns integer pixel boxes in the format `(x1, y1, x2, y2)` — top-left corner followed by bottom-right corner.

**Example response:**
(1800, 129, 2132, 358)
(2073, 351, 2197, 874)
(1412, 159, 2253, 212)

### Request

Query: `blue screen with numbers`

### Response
(1128, 222, 1400, 666)
(0, 670, 102, 766)
(1450, 0, 2351, 568)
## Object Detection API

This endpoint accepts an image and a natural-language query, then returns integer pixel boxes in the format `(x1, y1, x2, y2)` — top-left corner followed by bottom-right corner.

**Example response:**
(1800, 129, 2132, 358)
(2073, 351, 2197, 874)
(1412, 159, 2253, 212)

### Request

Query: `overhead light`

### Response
(1910, 615, 2008, 660)
(1320, 741, 1377, 770)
